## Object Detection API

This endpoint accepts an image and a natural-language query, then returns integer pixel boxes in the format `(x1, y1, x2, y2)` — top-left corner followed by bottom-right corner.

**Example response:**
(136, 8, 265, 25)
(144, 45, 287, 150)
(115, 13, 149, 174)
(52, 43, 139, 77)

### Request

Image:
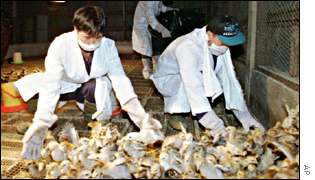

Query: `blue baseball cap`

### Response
(207, 15, 245, 46)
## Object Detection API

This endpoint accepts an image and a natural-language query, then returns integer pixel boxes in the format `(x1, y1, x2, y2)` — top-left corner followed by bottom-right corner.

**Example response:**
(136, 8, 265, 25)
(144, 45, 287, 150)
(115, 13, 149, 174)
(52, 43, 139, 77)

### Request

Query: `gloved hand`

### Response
(155, 23, 171, 38)
(21, 121, 49, 160)
(233, 109, 265, 133)
(140, 113, 162, 130)
(161, 29, 171, 38)
(166, 7, 180, 11)
(123, 98, 162, 130)
(198, 110, 226, 142)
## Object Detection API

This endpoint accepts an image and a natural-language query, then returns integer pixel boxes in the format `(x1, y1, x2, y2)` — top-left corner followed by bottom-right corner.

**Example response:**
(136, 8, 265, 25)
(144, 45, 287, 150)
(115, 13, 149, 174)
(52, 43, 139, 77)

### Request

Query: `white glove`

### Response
(123, 98, 162, 130)
(233, 109, 265, 133)
(140, 113, 162, 130)
(161, 29, 171, 38)
(21, 121, 49, 160)
(155, 23, 171, 38)
(166, 7, 180, 11)
(198, 111, 226, 142)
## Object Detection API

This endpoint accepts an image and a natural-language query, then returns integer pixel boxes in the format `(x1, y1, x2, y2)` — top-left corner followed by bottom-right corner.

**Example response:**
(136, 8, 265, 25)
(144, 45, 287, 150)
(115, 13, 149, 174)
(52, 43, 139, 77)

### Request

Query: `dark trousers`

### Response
(59, 79, 96, 103)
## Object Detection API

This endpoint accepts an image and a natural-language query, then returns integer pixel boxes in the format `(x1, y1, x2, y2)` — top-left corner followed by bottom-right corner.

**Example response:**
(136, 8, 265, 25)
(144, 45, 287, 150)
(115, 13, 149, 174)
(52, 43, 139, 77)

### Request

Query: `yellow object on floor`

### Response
(1, 82, 28, 112)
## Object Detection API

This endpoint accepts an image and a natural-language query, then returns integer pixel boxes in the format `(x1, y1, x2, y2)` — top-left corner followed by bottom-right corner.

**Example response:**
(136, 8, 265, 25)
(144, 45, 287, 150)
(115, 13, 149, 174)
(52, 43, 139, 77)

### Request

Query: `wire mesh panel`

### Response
(256, 1, 299, 78)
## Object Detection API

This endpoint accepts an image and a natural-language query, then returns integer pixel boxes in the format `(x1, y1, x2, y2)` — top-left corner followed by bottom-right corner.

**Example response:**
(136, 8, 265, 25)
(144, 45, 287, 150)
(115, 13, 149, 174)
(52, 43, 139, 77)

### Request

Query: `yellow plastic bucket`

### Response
(1, 82, 28, 112)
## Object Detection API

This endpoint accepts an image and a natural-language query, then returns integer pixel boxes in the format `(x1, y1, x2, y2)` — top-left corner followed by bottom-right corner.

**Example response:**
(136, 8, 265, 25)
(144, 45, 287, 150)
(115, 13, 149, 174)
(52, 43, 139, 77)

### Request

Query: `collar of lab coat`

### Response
(68, 31, 105, 80)
(198, 26, 223, 100)
(190, 27, 246, 110)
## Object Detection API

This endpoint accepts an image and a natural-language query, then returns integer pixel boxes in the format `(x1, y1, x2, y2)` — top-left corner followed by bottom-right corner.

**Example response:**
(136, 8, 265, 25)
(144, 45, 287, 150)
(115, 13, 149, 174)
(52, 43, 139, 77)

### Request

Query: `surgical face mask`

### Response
(208, 43, 228, 56)
(78, 38, 101, 52)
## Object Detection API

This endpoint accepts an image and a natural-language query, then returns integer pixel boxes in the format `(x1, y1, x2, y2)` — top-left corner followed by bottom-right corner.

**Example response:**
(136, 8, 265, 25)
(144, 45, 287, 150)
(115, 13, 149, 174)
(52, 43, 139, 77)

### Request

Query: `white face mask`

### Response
(208, 43, 228, 56)
(78, 38, 101, 52)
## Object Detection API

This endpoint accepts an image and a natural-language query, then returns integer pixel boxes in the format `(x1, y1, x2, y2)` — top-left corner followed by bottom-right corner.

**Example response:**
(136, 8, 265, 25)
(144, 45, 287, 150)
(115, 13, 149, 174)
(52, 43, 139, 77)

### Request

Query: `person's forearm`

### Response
(122, 97, 146, 127)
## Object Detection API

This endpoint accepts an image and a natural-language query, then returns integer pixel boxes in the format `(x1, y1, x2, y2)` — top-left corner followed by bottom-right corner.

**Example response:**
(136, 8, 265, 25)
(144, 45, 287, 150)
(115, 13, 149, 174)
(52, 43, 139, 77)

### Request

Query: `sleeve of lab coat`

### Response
(142, 2, 162, 30)
(175, 42, 212, 115)
(107, 41, 138, 106)
(33, 37, 64, 127)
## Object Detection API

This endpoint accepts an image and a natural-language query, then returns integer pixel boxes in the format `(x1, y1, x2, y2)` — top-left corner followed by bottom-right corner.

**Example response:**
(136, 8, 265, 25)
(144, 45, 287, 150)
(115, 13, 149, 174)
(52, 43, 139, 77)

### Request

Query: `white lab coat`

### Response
(14, 31, 137, 127)
(132, 1, 170, 57)
(151, 26, 246, 115)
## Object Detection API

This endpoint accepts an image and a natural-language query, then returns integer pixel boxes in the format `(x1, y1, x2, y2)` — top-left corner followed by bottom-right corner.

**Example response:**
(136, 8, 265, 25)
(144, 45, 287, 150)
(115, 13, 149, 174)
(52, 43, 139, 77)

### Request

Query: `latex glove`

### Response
(123, 98, 162, 130)
(21, 121, 49, 160)
(166, 7, 180, 11)
(141, 113, 162, 130)
(198, 111, 226, 142)
(233, 109, 265, 133)
(161, 28, 172, 38)
(155, 23, 171, 38)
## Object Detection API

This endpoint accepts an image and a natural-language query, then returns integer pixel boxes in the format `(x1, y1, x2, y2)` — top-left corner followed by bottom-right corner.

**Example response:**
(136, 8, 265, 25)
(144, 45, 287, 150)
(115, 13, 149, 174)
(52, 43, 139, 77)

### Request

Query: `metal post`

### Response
(245, 1, 258, 103)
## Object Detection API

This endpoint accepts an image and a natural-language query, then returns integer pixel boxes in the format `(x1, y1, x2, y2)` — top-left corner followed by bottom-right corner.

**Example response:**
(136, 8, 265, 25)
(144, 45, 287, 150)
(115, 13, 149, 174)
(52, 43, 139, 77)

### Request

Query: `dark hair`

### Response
(162, 0, 173, 6)
(206, 15, 240, 35)
(72, 6, 106, 36)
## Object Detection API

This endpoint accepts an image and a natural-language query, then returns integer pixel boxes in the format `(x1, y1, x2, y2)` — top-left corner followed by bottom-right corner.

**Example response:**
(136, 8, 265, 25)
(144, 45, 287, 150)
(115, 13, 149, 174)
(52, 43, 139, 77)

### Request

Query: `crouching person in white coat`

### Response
(151, 16, 265, 139)
(12, 6, 162, 160)
(132, 1, 178, 79)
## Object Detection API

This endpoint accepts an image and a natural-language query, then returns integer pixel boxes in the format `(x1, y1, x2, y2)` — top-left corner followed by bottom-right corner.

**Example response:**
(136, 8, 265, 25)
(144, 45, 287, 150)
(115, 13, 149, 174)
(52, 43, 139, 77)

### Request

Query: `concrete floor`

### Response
(1, 57, 239, 178)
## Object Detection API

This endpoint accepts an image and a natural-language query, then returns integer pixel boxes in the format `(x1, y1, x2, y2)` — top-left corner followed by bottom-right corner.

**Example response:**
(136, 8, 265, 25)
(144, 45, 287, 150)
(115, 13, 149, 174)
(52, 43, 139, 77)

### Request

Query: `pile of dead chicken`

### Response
(25, 105, 299, 179)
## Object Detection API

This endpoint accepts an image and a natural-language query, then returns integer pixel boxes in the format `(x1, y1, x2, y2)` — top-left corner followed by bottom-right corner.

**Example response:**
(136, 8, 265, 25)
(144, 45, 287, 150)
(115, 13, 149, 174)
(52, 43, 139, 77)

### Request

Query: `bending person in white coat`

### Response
(151, 16, 265, 138)
(9, 6, 162, 160)
(132, 1, 178, 79)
